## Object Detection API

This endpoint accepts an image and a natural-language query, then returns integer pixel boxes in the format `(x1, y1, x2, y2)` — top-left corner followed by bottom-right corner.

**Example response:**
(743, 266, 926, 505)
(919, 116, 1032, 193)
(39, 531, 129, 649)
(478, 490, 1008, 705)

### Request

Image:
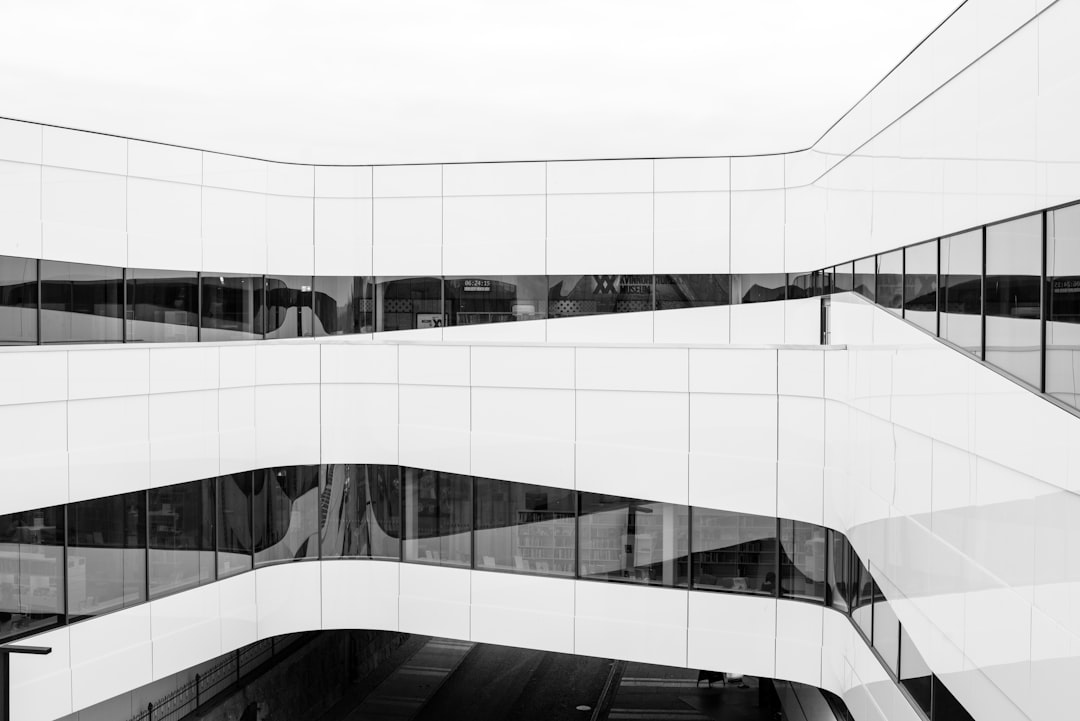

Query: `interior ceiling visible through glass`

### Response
(0, 0, 960, 164)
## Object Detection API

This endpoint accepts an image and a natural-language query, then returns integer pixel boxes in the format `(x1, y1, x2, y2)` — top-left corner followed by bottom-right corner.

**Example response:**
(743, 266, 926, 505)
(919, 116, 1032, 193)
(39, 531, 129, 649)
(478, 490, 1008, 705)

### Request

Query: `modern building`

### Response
(0, 1, 1077, 720)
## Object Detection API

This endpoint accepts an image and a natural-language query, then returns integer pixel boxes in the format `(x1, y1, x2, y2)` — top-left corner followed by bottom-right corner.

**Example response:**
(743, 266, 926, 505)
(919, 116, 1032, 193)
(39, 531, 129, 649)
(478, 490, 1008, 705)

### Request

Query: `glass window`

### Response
(834, 262, 854, 294)
(217, 472, 254, 578)
(263, 275, 314, 339)
(474, 478, 575, 576)
(655, 275, 730, 310)
(691, 509, 777, 595)
(779, 520, 826, 602)
(0, 255, 37, 344)
(940, 230, 983, 355)
(313, 276, 373, 336)
(0, 506, 64, 641)
(403, 469, 472, 567)
(1047, 204, 1080, 406)
(201, 274, 262, 341)
(375, 276, 444, 331)
(126, 268, 198, 343)
(730, 274, 786, 304)
(876, 250, 903, 312)
(826, 530, 853, 613)
(904, 240, 938, 334)
(985, 215, 1042, 386)
(854, 257, 876, 302)
(932, 675, 976, 721)
(40, 260, 122, 343)
(787, 272, 815, 300)
(851, 562, 875, 641)
(67, 491, 146, 620)
(148, 479, 215, 598)
(899, 626, 932, 715)
(578, 493, 687, 586)
(548, 274, 653, 317)
(872, 588, 900, 674)
(445, 275, 547, 326)
(320, 464, 401, 560)
(253, 466, 320, 566)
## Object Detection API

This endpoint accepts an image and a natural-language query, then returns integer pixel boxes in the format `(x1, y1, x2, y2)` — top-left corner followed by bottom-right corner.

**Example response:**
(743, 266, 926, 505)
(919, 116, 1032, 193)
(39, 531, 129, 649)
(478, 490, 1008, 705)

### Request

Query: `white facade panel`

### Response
(321, 560, 400, 632)
(398, 563, 471, 640)
(470, 571, 575, 653)
(0, 400, 69, 514)
(69, 605, 152, 710)
(0, 160, 42, 258)
(254, 384, 320, 467)
(653, 191, 729, 273)
(470, 386, 574, 488)
(442, 194, 546, 275)
(255, 562, 322, 639)
(67, 395, 150, 502)
(546, 193, 652, 274)
(314, 196, 373, 276)
(266, 193, 315, 275)
(201, 187, 267, 274)
(149, 583, 222, 680)
(574, 582, 686, 668)
(320, 383, 399, 465)
(126, 178, 202, 271)
(730, 189, 785, 273)
(41, 167, 127, 267)
(398, 384, 470, 475)
(372, 196, 442, 276)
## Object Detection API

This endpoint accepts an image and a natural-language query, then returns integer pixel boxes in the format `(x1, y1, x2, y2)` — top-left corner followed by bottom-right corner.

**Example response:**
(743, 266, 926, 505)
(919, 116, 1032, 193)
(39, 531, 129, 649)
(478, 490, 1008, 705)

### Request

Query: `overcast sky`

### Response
(0, 0, 960, 164)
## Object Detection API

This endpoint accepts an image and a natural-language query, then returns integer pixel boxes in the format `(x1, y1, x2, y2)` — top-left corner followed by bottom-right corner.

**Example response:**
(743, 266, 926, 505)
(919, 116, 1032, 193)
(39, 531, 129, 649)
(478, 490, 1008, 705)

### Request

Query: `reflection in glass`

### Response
(834, 262, 854, 294)
(872, 588, 900, 674)
(826, 530, 852, 613)
(851, 562, 875, 641)
(40, 260, 122, 343)
(548, 275, 653, 317)
(67, 491, 146, 620)
(313, 276, 373, 336)
(444, 275, 547, 326)
(253, 466, 320, 566)
(474, 478, 574, 576)
(149, 479, 214, 598)
(1047, 204, 1080, 406)
(940, 230, 982, 355)
(985, 215, 1042, 386)
(403, 469, 472, 567)
(375, 276, 444, 331)
(578, 494, 687, 586)
(900, 626, 932, 715)
(903, 240, 937, 334)
(0, 506, 64, 641)
(0, 255, 37, 344)
(854, 257, 876, 302)
(933, 676, 976, 721)
(787, 272, 817, 300)
(730, 274, 786, 304)
(218, 472, 253, 578)
(691, 509, 777, 595)
(126, 268, 198, 343)
(263, 275, 314, 339)
(876, 250, 903, 312)
(779, 520, 826, 602)
(201, 274, 262, 341)
(320, 464, 401, 560)
(655, 275, 730, 310)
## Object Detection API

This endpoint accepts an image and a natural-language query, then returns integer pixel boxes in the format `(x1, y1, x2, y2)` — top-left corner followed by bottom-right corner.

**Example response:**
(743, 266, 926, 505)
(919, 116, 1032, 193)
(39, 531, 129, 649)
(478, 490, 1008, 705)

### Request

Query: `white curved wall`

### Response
(0, 1, 1074, 282)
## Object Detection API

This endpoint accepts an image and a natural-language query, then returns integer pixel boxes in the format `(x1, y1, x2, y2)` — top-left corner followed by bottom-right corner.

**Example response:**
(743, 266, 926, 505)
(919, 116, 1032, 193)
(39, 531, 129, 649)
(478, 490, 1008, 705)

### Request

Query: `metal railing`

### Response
(127, 634, 305, 721)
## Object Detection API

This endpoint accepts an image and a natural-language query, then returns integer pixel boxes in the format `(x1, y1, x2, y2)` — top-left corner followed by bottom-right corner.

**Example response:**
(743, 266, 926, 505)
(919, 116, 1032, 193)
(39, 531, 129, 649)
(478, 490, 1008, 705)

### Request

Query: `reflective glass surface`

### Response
(217, 472, 254, 578)
(40, 260, 122, 343)
(854, 257, 876, 301)
(691, 509, 777, 595)
(655, 274, 730, 310)
(939, 230, 983, 355)
(201, 274, 262, 341)
(253, 466, 320, 566)
(403, 469, 472, 567)
(263, 275, 314, 339)
(67, 491, 146, 620)
(148, 479, 215, 598)
(872, 591, 900, 674)
(375, 276, 444, 331)
(826, 530, 852, 613)
(320, 464, 401, 560)
(779, 520, 826, 602)
(904, 240, 938, 333)
(313, 276, 373, 336)
(474, 478, 575, 576)
(0, 255, 37, 344)
(851, 564, 875, 640)
(730, 274, 786, 304)
(932, 676, 976, 721)
(1047, 204, 1080, 406)
(834, 262, 854, 294)
(985, 215, 1042, 386)
(126, 268, 199, 343)
(548, 275, 653, 316)
(0, 506, 63, 640)
(445, 275, 547, 325)
(876, 250, 903, 312)
(578, 494, 687, 586)
(900, 626, 932, 715)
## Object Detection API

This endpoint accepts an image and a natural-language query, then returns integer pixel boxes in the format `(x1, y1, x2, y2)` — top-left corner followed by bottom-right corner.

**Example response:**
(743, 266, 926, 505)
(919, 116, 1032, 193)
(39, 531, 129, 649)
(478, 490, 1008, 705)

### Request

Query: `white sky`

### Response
(0, 0, 960, 165)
